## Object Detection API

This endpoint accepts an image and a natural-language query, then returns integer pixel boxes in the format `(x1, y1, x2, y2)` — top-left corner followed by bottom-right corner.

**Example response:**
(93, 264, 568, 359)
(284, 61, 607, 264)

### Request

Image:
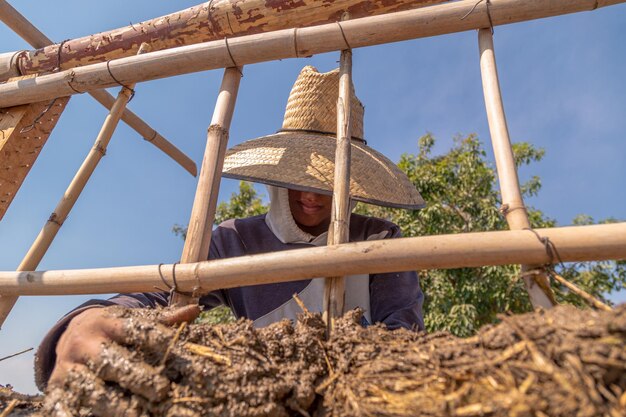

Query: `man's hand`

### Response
(50, 307, 124, 387)
(47, 304, 200, 417)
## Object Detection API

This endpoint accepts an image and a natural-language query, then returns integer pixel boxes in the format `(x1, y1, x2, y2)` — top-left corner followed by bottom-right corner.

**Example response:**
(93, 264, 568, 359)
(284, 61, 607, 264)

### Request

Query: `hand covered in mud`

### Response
(47, 305, 200, 416)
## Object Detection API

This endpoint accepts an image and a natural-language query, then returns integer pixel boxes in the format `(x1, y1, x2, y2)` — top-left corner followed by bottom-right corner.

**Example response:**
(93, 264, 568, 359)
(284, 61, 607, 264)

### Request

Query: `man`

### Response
(35, 66, 425, 390)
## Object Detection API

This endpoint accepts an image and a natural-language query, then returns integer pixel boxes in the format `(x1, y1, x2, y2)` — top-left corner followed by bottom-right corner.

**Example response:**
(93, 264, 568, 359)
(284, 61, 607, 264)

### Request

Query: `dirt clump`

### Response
(0, 385, 43, 416)
(36, 304, 626, 417)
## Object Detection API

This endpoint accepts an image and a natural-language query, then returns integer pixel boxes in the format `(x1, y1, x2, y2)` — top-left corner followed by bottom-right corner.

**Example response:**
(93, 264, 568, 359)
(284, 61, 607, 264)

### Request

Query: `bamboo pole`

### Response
(0, 223, 624, 297)
(171, 67, 242, 306)
(0, 0, 622, 108)
(478, 28, 556, 309)
(549, 272, 613, 312)
(0, 0, 197, 177)
(0, 45, 149, 329)
(324, 49, 352, 329)
(1, 0, 445, 78)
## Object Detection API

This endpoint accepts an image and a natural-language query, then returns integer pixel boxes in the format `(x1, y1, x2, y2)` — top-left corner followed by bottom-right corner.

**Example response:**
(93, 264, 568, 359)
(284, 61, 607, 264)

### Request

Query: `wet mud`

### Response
(7, 304, 626, 416)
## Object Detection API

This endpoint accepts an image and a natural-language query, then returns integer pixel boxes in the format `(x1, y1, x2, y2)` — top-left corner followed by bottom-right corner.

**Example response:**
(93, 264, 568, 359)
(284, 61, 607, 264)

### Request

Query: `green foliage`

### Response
(357, 134, 625, 336)
(214, 181, 268, 225)
(197, 305, 236, 325)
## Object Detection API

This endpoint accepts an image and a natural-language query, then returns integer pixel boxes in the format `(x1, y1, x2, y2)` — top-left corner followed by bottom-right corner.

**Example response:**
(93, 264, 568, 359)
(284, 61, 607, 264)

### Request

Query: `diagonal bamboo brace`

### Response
(478, 28, 556, 309)
(0, 0, 197, 176)
(323, 49, 353, 332)
(170, 66, 242, 307)
(0, 44, 150, 329)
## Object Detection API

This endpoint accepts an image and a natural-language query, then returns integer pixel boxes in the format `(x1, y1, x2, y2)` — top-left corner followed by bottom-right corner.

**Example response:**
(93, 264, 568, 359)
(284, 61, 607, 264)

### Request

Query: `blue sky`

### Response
(1, 1, 624, 393)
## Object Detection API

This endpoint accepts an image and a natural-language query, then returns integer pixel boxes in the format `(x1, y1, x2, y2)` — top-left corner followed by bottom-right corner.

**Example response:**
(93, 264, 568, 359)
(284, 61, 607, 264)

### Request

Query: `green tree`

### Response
(356, 134, 625, 335)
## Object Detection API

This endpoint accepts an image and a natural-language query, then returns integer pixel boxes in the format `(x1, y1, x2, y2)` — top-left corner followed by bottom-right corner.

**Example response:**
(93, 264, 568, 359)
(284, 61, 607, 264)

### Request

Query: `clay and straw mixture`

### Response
(2, 304, 625, 417)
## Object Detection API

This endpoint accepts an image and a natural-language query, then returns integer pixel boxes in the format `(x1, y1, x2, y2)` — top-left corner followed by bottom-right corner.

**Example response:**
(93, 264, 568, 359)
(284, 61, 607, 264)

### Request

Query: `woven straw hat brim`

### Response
(222, 132, 425, 210)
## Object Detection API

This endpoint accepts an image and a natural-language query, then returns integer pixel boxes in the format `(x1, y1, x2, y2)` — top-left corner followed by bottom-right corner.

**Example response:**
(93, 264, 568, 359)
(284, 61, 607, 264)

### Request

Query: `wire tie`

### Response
(55, 39, 71, 72)
(337, 22, 352, 50)
(106, 60, 135, 102)
(19, 99, 58, 134)
(224, 37, 243, 76)
(461, 0, 494, 34)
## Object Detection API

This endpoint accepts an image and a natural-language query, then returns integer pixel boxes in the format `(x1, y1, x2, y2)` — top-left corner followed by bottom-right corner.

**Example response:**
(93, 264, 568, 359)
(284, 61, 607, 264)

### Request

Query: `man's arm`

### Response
(369, 270, 424, 330)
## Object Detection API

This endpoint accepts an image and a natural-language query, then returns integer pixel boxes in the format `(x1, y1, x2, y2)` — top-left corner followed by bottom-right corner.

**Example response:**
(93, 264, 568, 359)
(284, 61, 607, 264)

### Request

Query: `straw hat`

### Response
(222, 66, 425, 209)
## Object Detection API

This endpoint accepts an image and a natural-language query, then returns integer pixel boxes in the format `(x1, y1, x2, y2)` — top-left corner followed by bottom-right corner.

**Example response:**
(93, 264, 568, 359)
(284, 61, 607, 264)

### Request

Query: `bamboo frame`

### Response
(0, 0, 445, 78)
(0, 45, 149, 328)
(0, 0, 197, 176)
(324, 49, 353, 327)
(478, 28, 556, 309)
(0, 223, 624, 297)
(0, 0, 622, 108)
(171, 66, 242, 306)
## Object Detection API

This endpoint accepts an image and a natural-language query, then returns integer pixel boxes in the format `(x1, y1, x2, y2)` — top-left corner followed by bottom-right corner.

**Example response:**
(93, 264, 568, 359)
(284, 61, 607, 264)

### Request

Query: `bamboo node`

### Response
(293, 28, 299, 58)
(93, 143, 107, 157)
(145, 130, 158, 143)
(47, 212, 63, 227)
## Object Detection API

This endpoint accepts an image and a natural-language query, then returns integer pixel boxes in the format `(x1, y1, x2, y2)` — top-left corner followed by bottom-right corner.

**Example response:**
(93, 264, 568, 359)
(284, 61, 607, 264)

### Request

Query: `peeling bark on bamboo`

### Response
(0, 0, 622, 108)
(478, 28, 556, 309)
(0, 45, 149, 329)
(171, 67, 242, 306)
(0, 223, 624, 297)
(0, 0, 197, 177)
(3, 0, 445, 78)
(324, 50, 352, 327)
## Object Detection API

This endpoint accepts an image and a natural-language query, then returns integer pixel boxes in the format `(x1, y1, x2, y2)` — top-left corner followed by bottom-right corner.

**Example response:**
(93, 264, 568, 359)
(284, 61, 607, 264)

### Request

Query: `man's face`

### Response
(287, 189, 333, 231)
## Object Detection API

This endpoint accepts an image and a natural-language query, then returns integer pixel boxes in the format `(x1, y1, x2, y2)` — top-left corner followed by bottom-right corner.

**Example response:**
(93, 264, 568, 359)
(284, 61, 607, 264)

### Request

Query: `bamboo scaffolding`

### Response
(171, 66, 242, 307)
(0, 223, 624, 297)
(0, 45, 149, 328)
(0, 0, 445, 78)
(0, 0, 197, 177)
(478, 28, 556, 309)
(0, 0, 622, 108)
(324, 49, 352, 328)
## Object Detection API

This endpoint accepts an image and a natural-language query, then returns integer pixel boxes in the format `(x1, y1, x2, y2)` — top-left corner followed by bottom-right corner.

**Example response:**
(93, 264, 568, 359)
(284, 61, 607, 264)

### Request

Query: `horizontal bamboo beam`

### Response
(0, 0, 622, 108)
(2, 0, 444, 78)
(0, 0, 197, 176)
(0, 223, 624, 297)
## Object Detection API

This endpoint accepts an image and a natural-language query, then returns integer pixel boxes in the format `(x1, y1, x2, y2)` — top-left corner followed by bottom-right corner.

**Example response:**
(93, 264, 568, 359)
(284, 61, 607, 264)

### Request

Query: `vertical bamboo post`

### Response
(0, 44, 150, 329)
(171, 66, 242, 307)
(323, 49, 353, 331)
(478, 28, 556, 309)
